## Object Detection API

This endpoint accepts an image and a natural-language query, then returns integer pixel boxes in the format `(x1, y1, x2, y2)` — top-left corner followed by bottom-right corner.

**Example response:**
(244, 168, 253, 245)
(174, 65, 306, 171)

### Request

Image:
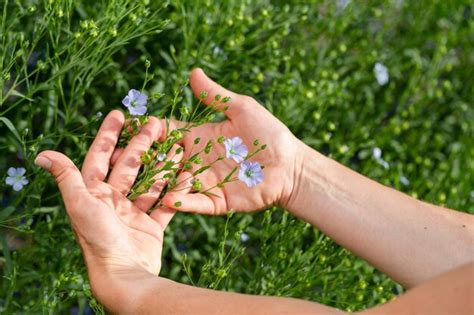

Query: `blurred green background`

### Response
(1, 0, 473, 313)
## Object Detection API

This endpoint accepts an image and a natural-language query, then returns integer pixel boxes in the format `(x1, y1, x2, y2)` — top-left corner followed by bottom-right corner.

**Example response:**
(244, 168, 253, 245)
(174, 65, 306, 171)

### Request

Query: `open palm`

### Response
(35, 111, 182, 309)
(162, 69, 303, 215)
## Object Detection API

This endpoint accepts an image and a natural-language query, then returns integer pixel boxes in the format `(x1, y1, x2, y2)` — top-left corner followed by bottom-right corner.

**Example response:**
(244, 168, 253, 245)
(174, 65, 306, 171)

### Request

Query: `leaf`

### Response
(0, 206, 16, 222)
(193, 165, 211, 175)
(11, 89, 34, 101)
(0, 116, 22, 142)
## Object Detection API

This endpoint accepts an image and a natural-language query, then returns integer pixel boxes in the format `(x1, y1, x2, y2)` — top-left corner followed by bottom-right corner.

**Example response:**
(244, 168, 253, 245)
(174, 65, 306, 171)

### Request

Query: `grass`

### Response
(1, 0, 473, 313)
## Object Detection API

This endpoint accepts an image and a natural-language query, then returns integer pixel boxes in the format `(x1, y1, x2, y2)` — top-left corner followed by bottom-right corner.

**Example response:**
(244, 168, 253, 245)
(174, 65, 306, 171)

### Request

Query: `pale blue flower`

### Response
(5, 167, 28, 191)
(224, 137, 248, 163)
(122, 89, 147, 115)
(238, 161, 264, 187)
(374, 62, 389, 86)
(156, 153, 166, 162)
(240, 233, 250, 242)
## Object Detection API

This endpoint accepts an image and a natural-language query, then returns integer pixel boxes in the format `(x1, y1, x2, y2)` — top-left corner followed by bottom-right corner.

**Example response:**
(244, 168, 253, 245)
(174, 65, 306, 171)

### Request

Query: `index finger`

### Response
(82, 110, 125, 184)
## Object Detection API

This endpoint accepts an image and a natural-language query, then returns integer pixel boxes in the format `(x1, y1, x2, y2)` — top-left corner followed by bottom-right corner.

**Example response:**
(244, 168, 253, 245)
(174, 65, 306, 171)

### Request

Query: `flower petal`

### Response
(136, 93, 148, 106)
(129, 89, 140, 100)
(13, 182, 24, 191)
(17, 167, 26, 176)
(7, 167, 17, 176)
(122, 96, 131, 107)
(5, 177, 15, 186)
(129, 105, 147, 116)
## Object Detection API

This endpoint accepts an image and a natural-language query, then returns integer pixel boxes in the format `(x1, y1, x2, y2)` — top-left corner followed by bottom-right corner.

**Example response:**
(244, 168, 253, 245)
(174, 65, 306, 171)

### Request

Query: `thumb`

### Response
(189, 68, 245, 119)
(35, 151, 89, 209)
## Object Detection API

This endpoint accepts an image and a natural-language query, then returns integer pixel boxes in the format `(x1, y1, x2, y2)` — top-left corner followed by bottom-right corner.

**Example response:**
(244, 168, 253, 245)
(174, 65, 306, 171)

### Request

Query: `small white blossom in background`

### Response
(372, 147, 382, 160)
(374, 62, 389, 86)
(337, 0, 351, 11)
(399, 175, 410, 186)
(5, 167, 28, 191)
(394, 0, 404, 8)
(372, 147, 390, 169)
(240, 233, 250, 242)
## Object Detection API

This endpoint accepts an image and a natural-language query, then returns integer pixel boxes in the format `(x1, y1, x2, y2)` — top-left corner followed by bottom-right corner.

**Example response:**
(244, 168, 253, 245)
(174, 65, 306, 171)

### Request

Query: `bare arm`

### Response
(128, 262, 474, 315)
(287, 142, 474, 288)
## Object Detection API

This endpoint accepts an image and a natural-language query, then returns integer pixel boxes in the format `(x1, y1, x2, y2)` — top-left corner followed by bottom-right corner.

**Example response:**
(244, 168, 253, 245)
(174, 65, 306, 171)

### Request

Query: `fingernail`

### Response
(35, 156, 52, 170)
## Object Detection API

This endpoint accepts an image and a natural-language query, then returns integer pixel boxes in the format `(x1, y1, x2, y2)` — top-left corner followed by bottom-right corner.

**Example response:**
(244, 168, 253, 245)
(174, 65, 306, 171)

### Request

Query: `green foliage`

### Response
(1, 0, 473, 313)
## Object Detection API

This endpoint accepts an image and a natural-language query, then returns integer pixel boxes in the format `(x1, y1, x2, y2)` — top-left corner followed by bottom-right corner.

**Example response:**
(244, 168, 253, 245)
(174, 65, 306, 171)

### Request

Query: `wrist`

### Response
(283, 142, 326, 217)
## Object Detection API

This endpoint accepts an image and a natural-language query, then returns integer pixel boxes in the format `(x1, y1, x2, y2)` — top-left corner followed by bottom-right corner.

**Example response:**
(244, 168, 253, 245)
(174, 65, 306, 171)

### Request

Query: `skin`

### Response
(35, 68, 474, 314)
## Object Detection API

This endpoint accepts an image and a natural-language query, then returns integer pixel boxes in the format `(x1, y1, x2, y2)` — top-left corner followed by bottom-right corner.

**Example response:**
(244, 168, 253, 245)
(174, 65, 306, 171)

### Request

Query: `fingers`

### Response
(149, 171, 194, 229)
(133, 144, 184, 212)
(189, 68, 245, 118)
(108, 116, 162, 195)
(35, 151, 89, 213)
(82, 110, 125, 184)
(162, 191, 221, 215)
(110, 119, 188, 165)
(110, 148, 124, 166)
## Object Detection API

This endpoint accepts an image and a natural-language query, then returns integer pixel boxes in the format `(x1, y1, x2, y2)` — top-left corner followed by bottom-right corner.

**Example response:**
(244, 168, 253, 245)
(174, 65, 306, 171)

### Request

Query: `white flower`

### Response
(373, 147, 382, 159)
(373, 147, 390, 169)
(5, 167, 28, 191)
(374, 62, 389, 86)
(399, 175, 410, 186)
(337, 0, 351, 10)
(240, 233, 250, 242)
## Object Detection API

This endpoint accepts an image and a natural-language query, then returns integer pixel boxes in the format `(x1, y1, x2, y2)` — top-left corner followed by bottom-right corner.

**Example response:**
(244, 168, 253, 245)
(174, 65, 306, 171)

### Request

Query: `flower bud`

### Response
(140, 152, 152, 164)
(222, 96, 231, 103)
(192, 179, 202, 191)
(199, 91, 208, 99)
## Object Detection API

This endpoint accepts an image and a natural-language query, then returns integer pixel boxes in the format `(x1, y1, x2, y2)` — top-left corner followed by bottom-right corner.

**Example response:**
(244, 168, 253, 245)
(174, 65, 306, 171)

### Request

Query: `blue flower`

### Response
(224, 137, 248, 163)
(238, 161, 264, 187)
(156, 153, 166, 162)
(5, 167, 28, 191)
(122, 89, 148, 116)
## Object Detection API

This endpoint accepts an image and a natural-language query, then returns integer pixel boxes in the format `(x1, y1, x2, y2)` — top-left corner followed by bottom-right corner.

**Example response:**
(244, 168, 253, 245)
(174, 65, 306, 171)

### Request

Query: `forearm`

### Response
(132, 276, 343, 315)
(287, 142, 474, 287)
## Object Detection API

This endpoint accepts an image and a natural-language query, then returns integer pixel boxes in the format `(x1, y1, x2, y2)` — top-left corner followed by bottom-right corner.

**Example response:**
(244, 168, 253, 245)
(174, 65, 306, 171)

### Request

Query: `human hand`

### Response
(161, 69, 304, 215)
(35, 111, 189, 312)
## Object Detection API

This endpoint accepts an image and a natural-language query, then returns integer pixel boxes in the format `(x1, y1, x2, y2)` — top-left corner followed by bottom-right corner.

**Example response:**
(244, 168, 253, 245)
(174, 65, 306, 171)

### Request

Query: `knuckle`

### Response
(55, 166, 75, 184)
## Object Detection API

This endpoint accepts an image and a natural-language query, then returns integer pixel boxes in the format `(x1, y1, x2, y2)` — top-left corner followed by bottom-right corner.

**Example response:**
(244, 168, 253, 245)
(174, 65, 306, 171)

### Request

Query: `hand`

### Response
(35, 111, 188, 312)
(162, 68, 304, 215)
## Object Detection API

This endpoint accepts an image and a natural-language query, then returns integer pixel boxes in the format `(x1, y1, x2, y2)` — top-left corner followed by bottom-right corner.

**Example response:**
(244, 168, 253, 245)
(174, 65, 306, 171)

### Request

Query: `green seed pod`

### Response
(194, 137, 201, 144)
(199, 91, 208, 99)
(217, 136, 225, 144)
(192, 179, 202, 191)
(140, 153, 152, 164)
(174, 201, 182, 207)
